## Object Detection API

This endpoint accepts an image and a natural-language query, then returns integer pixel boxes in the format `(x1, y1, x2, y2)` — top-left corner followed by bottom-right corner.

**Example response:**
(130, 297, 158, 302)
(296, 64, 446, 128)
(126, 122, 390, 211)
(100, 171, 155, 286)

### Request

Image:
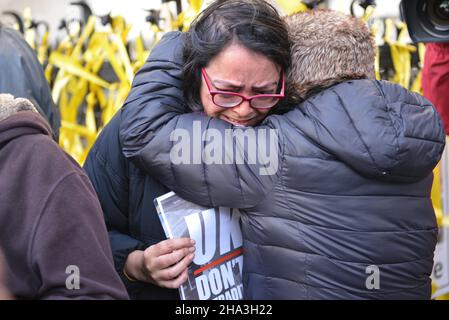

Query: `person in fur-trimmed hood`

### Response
(117, 9, 445, 299)
(286, 9, 377, 99)
(0, 94, 128, 299)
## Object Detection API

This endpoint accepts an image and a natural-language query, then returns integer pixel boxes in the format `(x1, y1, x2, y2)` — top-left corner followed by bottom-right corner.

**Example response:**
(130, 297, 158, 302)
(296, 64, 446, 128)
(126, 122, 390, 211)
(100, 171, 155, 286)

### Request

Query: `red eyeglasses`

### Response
(201, 68, 284, 109)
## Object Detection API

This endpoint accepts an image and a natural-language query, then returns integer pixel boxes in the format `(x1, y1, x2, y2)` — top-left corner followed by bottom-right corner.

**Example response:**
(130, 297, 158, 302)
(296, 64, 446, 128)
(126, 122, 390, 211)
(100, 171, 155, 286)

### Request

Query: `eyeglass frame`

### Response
(201, 67, 285, 109)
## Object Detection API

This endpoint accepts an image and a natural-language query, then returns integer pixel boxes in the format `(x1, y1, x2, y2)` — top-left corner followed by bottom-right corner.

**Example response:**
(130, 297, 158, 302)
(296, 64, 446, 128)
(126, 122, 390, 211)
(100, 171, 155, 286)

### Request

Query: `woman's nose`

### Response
(232, 100, 253, 118)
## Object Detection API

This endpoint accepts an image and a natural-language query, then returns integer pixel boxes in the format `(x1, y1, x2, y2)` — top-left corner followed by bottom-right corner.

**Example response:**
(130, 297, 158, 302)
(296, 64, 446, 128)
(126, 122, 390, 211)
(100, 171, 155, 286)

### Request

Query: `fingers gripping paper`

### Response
(154, 191, 244, 300)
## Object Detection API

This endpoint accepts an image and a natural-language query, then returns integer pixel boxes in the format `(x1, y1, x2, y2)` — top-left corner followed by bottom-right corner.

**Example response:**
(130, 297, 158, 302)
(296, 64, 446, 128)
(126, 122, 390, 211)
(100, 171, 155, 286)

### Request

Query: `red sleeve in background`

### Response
(422, 42, 449, 135)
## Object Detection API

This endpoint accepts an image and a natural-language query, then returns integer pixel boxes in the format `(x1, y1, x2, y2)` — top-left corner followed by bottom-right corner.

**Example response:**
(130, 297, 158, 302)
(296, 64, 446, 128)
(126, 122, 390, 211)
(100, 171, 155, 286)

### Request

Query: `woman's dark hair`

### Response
(183, 0, 293, 112)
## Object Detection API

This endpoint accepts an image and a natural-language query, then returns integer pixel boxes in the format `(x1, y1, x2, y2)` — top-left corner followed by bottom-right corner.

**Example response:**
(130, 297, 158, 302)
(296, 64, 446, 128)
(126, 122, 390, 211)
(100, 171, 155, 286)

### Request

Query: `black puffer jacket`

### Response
(83, 112, 179, 300)
(120, 32, 445, 299)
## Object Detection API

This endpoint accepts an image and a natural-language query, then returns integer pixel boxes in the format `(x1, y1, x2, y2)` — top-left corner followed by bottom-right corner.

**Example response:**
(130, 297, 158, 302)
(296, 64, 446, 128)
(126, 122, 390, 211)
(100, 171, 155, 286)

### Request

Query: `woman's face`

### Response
(200, 43, 282, 127)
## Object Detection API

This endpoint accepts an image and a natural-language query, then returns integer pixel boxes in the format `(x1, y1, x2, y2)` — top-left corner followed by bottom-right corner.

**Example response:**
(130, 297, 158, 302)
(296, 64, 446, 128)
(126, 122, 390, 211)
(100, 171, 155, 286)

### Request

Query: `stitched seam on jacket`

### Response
(305, 252, 310, 299)
(250, 118, 287, 207)
(170, 116, 181, 196)
(282, 153, 335, 160)
(273, 146, 310, 294)
(246, 241, 436, 265)
(230, 117, 286, 208)
(247, 214, 438, 232)
(268, 126, 293, 215)
(254, 120, 287, 204)
(282, 152, 429, 179)
(245, 271, 429, 295)
(373, 81, 402, 170)
(203, 117, 215, 206)
(331, 87, 384, 173)
(404, 135, 445, 144)
(233, 143, 247, 206)
(269, 185, 429, 199)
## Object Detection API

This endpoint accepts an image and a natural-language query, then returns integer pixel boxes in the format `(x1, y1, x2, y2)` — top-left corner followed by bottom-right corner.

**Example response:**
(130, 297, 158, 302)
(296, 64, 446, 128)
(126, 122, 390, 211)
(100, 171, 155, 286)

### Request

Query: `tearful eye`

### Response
(218, 95, 237, 100)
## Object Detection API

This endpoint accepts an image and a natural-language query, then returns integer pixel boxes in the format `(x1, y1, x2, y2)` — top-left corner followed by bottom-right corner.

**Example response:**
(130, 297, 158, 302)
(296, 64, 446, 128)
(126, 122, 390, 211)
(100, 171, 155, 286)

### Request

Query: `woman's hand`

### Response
(124, 238, 195, 289)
